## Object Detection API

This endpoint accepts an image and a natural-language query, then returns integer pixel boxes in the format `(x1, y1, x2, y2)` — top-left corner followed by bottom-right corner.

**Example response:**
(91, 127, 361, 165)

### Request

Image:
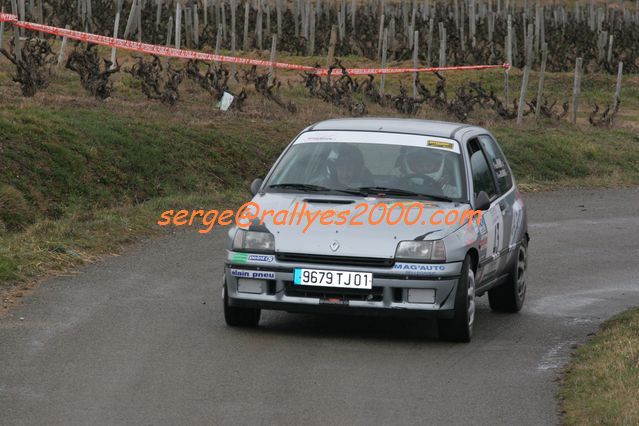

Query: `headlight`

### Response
(395, 240, 446, 262)
(232, 229, 275, 252)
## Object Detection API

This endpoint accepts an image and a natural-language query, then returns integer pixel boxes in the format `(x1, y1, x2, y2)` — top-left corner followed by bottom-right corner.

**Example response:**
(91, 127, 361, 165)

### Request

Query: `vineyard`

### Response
(0, 0, 637, 125)
(4, 0, 639, 71)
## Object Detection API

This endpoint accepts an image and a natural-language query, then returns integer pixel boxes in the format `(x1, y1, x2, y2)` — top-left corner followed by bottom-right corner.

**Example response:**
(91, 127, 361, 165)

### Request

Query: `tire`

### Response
(438, 255, 475, 343)
(488, 240, 528, 312)
(223, 283, 261, 327)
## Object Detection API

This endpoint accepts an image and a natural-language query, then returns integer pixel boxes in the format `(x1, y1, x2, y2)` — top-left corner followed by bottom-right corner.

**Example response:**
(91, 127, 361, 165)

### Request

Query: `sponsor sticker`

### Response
(393, 263, 447, 274)
(230, 269, 276, 279)
(427, 140, 454, 150)
(248, 254, 275, 263)
(231, 253, 249, 263)
(230, 253, 275, 263)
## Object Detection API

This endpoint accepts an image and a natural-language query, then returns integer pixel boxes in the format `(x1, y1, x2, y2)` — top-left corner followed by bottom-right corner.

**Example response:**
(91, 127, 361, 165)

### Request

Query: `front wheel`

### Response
(488, 240, 528, 312)
(438, 255, 475, 343)
(223, 283, 261, 327)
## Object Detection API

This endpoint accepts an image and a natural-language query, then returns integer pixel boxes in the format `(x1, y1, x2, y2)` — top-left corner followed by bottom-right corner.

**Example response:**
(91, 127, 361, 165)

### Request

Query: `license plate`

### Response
(293, 268, 373, 290)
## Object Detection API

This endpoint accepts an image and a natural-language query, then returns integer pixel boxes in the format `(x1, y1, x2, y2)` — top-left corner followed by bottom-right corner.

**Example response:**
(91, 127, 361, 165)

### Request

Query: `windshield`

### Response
(265, 139, 467, 202)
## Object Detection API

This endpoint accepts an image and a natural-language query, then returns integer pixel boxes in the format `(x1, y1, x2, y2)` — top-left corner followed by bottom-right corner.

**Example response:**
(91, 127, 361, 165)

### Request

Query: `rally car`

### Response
(223, 118, 529, 342)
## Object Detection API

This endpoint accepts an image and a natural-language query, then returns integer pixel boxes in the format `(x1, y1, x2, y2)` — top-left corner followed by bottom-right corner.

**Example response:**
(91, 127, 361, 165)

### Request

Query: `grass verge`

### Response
(0, 191, 245, 289)
(560, 308, 639, 425)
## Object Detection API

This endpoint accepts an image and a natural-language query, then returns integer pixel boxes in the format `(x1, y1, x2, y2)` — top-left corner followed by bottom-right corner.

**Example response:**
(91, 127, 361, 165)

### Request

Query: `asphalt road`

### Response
(1, 188, 638, 425)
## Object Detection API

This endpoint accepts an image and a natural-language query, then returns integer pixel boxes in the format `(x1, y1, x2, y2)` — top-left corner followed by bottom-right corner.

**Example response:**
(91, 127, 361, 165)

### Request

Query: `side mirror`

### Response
(250, 178, 263, 195)
(475, 191, 491, 211)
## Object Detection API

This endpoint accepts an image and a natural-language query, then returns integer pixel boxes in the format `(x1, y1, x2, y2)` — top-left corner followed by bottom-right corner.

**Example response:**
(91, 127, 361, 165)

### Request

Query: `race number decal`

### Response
(480, 204, 504, 277)
(509, 199, 524, 247)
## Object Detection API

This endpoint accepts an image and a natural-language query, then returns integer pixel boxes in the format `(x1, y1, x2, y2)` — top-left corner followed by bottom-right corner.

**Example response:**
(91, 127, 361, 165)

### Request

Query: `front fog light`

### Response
(395, 240, 446, 262)
(233, 229, 275, 252)
(407, 288, 436, 304)
(237, 279, 266, 294)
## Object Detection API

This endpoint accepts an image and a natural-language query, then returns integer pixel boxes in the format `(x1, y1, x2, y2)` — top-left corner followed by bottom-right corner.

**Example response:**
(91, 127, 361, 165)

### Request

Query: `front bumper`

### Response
(224, 251, 463, 319)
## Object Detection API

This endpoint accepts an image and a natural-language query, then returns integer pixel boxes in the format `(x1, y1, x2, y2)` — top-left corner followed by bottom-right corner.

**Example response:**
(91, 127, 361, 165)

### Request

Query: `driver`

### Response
(332, 145, 371, 188)
(403, 148, 443, 195)
(406, 148, 442, 175)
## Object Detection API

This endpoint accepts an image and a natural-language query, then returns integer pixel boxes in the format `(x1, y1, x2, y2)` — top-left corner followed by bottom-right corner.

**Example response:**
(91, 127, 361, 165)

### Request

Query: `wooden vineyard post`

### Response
(516, 65, 531, 125)
(438, 21, 446, 68)
(57, 25, 71, 66)
(308, 3, 316, 56)
(203, 0, 208, 27)
(256, 0, 263, 50)
(412, 30, 419, 98)
(110, 0, 123, 70)
(326, 24, 337, 67)
(380, 27, 388, 95)
(214, 27, 222, 60)
(571, 57, 583, 124)
(18, 0, 25, 37)
(123, 0, 137, 39)
(534, 42, 548, 119)
(460, 0, 466, 52)
(221, 0, 226, 41)
(136, 0, 142, 42)
(243, 1, 249, 52)
(607, 35, 614, 65)
(504, 14, 512, 110)
(0, 7, 4, 51)
(166, 15, 174, 47)
(156, 0, 163, 30)
(193, 3, 200, 48)
(268, 34, 277, 86)
(504, 67, 510, 113)
(184, 7, 192, 48)
(231, 0, 237, 75)
(611, 61, 623, 123)
(426, 17, 433, 66)
(276, 0, 282, 39)
(377, 13, 385, 61)
(175, 1, 182, 49)
(469, 0, 476, 45)
(162, 15, 173, 68)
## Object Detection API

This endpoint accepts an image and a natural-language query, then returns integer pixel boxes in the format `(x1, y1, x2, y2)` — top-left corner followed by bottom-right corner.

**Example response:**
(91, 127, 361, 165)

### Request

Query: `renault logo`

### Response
(330, 240, 340, 252)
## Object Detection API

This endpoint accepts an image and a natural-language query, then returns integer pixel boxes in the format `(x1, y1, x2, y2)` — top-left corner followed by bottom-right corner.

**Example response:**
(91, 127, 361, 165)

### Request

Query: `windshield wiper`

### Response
(268, 183, 331, 191)
(267, 183, 366, 196)
(355, 186, 454, 202)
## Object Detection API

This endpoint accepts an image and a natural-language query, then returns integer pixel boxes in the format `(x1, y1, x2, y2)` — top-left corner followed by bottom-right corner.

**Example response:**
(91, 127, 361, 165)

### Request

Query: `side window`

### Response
(479, 135, 513, 194)
(467, 138, 498, 200)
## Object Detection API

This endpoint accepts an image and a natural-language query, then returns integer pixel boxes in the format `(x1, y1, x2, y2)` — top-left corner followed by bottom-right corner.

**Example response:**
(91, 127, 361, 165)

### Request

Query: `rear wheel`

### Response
(223, 282, 261, 327)
(488, 240, 528, 312)
(438, 255, 475, 343)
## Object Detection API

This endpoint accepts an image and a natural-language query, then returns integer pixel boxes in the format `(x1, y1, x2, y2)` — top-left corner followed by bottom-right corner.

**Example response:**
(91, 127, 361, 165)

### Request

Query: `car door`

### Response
(466, 137, 502, 285)
(478, 134, 518, 274)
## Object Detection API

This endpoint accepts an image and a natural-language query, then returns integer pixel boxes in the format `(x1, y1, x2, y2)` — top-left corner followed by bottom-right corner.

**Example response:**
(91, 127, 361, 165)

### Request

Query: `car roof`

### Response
(307, 118, 482, 140)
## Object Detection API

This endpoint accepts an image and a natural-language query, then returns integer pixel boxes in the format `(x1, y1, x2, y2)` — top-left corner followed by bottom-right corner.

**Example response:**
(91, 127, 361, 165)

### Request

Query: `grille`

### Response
(284, 281, 384, 302)
(276, 252, 394, 268)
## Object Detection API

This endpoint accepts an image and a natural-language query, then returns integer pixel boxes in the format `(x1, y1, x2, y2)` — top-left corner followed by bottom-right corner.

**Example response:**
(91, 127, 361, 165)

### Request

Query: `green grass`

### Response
(0, 106, 298, 287)
(494, 125, 639, 190)
(0, 106, 290, 217)
(0, 191, 245, 286)
(560, 308, 639, 425)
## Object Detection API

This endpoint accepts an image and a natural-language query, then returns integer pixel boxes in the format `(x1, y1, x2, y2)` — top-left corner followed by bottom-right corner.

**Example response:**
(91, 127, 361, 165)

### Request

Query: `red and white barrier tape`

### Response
(0, 13, 510, 76)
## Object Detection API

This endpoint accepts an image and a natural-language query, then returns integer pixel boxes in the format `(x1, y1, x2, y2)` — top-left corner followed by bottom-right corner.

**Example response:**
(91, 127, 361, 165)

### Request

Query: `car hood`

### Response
(247, 193, 471, 259)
